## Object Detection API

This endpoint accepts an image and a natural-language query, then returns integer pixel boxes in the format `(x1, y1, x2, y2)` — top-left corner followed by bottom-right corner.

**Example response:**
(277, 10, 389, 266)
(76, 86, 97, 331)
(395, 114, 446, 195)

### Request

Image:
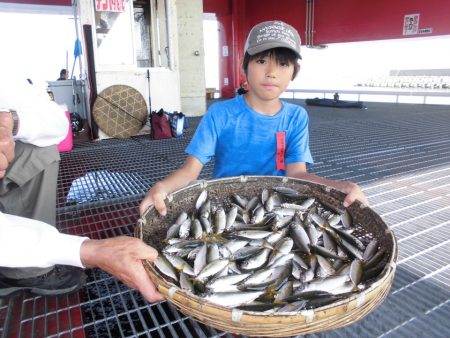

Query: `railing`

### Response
(283, 88, 450, 104)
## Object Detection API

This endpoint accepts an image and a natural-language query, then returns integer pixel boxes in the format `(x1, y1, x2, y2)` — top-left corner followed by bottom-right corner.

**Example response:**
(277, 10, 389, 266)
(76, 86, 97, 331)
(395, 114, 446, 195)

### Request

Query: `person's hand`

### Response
(139, 182, 169, 216)
(0, 112, 15, 178)
(80, 237, 165, 303)
(335, 181, 369, 207)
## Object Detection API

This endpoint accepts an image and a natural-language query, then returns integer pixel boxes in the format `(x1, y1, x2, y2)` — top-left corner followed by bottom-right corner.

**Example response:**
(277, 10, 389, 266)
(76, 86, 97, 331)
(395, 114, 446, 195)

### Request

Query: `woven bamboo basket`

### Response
(136, 176, 398, 337)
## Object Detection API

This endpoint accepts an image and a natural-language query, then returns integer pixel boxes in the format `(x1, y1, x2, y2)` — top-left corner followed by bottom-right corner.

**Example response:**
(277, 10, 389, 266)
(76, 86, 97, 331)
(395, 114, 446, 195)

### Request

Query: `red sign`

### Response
(95, 0, 125, 12)
(276, 131, 286, 171)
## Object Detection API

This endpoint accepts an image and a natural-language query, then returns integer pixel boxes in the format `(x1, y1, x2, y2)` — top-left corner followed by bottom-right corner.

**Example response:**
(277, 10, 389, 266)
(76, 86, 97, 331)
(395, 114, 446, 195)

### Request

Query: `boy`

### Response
(140, 20, 367, 216)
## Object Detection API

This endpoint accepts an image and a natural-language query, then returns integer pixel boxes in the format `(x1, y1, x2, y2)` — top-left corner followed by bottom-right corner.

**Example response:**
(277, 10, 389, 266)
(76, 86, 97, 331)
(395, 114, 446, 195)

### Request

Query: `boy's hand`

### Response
(139, 182, 168, 216)
(337, 181, 369, 207)
(80, 237, 165, 303)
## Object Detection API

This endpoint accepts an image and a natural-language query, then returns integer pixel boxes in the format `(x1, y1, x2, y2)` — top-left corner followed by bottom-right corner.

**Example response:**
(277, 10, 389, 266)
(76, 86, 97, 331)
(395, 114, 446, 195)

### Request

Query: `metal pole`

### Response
(72, 0, 83, 79)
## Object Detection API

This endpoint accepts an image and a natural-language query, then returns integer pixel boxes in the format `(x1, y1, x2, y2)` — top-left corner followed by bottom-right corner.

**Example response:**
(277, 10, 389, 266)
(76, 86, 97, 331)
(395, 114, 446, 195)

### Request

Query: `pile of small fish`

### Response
(153, 186, 386, 313)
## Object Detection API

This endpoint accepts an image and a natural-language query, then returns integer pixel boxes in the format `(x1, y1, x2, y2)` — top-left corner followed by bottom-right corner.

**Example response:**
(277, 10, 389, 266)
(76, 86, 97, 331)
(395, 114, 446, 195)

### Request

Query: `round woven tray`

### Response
(136, 176, 398, 336)
(93, 84, 147, 138)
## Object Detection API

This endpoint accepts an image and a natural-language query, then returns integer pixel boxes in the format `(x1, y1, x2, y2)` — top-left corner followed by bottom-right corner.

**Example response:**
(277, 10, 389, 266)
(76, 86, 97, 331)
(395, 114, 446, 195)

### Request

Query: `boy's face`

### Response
(246, 55, 294, 102)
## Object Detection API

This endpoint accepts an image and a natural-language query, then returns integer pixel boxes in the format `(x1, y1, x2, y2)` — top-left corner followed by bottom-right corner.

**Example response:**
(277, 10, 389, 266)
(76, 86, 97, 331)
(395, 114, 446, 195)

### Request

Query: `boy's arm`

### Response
(286, 162, 368, 207)
(139, 155, 204, 216)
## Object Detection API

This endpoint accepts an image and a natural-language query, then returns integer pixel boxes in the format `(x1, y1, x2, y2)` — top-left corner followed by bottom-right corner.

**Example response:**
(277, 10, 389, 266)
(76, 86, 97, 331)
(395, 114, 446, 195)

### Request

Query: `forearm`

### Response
(79, 239, 107, 268)
(155, 156, 203, 195)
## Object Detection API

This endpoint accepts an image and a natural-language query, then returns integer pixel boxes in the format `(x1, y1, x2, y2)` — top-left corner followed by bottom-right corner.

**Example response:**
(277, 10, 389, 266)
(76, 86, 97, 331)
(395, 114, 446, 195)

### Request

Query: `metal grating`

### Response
(1, 101, 450, 337)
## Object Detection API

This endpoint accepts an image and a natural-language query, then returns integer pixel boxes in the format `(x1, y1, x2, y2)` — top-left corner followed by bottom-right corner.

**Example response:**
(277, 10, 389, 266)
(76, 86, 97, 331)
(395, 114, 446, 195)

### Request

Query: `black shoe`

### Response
(0, 266, 86, 297)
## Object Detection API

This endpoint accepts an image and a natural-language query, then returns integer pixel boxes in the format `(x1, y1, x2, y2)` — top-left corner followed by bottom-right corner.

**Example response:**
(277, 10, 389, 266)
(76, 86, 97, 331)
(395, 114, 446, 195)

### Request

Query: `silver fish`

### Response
(178, 218, 191, 239)
(179, 272, 194, 292)
(222, 239, 249, 254)
(290, 222, 311, 254)
(194, 243, 208, 276)
(187, 245, 202, 260)
(277, 300, 307, 312)
(165, 223, 181, 240)
(251, 206, 265, 224)
(240, 248, 271, 271)
(154, 255, 178, 281)
(207, 243, 220, 263)
(231, 246, 264, 260)
(297, 274, 349, 294)
(236, 230, 273, 239)
(300, 197, 316, 210)
(225, 206, 238, 230)
(164, 254, 195, 276)
(195, 189, 208, 210)
(316, 255, 335, 276)
(261, 188, 269, 205)
(175, 211, 188, 226)
(323, 231, 338, 255)
(274, 280, 294, 304)
(204, 291, 264, 307)
(341, 209, 353, 228)
(200, 215, 213, 235)
(273, 186, 306, 200)
(245, 196, 260, 212)
(214, 207, 226, 234)
(199, 199, 211, 218)
(350, 259, 363, 287)
(232, 194, 248, 209)
(268, 238, 293, 265)
(197, 259, 230, 280)
(268, 253, 294, 268)
(293, 253, 309, 270)
(273, 207, 297, 217)
(362, 239, 378, 262)
(328, 214, 341, 227)
(242, 267, 276, 285)
(192, 219, 203, 239)
(264, 194, 275, 212)
(206, 273, 251, 291)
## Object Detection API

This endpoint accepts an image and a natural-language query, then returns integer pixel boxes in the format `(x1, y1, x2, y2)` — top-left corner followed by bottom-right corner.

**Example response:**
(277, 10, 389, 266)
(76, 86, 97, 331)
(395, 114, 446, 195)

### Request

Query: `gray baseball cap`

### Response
(244, 20, 302, 59)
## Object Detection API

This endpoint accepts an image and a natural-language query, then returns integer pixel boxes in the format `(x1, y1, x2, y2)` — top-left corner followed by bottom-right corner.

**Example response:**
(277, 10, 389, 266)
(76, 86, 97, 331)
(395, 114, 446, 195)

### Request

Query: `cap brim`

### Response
(246, 42, 302, 59)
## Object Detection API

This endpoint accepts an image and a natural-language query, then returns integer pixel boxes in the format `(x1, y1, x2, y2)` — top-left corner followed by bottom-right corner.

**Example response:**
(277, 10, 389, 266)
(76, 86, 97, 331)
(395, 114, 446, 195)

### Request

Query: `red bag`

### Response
(150, 109, 172, 140)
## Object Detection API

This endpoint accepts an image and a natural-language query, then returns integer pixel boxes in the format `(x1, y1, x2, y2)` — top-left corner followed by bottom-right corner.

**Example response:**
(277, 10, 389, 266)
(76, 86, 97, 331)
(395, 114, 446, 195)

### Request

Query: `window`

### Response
(94, 6, 134, 65)
(94, 0, 171, 68)
(133, 0, 171, 68)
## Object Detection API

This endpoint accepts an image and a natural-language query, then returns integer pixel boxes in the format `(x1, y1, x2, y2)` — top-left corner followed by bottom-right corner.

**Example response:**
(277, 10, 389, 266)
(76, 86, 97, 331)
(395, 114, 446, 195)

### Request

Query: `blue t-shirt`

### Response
(186, 95, 313, 178)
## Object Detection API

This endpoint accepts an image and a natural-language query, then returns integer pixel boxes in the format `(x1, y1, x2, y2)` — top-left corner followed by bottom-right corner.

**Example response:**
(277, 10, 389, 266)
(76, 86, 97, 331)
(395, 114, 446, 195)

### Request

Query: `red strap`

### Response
(276, 131, 286, 171)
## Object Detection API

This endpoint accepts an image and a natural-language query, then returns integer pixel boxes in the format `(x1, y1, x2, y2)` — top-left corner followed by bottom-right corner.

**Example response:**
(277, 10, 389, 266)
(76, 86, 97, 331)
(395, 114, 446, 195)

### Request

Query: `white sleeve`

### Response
(0, 77, 69, 147)
(0, 212, 88, 268)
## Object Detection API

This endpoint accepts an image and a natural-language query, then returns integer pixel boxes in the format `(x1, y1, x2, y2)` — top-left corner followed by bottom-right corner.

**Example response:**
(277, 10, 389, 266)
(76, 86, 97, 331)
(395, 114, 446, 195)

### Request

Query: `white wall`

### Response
(78, 0, 181, 123)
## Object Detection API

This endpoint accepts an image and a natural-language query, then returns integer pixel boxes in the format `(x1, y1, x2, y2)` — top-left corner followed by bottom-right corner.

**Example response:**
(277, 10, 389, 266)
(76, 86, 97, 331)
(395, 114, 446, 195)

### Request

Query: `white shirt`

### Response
(0, 75, 80, 268)
(0, 212, 88, 268)
(0, 76, 69, 147)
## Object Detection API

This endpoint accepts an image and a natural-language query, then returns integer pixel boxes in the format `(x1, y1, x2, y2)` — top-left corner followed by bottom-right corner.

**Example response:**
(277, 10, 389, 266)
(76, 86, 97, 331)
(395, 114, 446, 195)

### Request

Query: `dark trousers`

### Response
(0, 142, 60, 279)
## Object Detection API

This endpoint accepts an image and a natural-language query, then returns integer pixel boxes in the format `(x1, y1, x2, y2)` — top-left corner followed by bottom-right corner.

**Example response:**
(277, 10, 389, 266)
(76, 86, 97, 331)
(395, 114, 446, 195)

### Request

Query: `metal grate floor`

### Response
(1, 100, 450, 337)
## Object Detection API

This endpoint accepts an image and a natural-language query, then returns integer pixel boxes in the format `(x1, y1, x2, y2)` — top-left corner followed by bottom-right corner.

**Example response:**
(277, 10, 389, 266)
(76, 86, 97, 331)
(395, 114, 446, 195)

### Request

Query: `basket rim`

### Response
(136, 175, 398, 331)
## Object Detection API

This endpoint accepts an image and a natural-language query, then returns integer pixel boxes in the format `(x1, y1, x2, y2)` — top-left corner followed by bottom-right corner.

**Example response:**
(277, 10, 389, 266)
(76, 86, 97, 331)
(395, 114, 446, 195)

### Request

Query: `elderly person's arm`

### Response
(0, 212, 164, 303)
